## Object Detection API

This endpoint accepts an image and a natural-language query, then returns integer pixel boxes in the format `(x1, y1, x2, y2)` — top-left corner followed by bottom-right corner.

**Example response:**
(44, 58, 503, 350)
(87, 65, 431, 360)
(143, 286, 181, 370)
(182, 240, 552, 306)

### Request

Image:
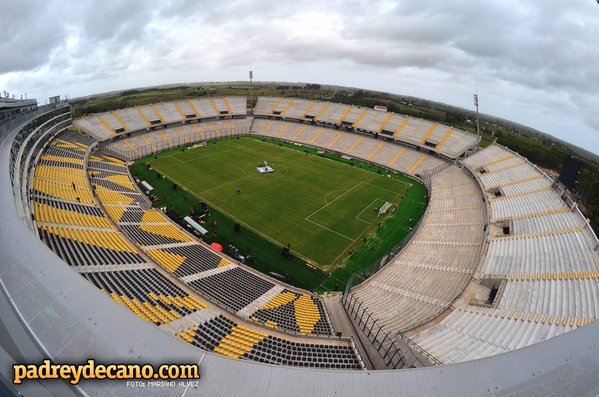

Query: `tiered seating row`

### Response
(510, 211, 584, 235)
(34, 201, 112, 228)
(82, 268, 206, 325)
(411, 307, 575, 364)
(42, 145, 86, 160)
(188, 267, 276, 312)
(103, 118, 252, 160)
(121, 224, 192, 246)
(499, 279, 599, 319)
(30, 133, 353, 366)
(483, 231, 599, 276)
(490, 191, 567, 221)
(75, 96, 248, 141)
(349, 166, 485, 333)
(38, 226, 144, 266)
(149, 244, 223, 276)
(180, 316, 361, 369)
(249, 290, 333, 335)
(254, 97, 477, 158)
(251, 118, 445, 176)
(461, 145, 511, 169)
(410, 144, 599, 364)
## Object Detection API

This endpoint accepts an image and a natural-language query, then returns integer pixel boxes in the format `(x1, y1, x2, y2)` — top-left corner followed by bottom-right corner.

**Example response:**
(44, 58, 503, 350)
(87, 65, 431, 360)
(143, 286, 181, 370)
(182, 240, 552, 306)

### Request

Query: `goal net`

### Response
(378, 202, 393, 216)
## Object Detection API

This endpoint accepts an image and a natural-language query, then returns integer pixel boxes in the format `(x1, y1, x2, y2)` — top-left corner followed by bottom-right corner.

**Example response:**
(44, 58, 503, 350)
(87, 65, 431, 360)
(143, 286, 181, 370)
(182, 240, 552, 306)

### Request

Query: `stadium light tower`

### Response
(474, 93, 480, 144)
(249, 69, 254, 113)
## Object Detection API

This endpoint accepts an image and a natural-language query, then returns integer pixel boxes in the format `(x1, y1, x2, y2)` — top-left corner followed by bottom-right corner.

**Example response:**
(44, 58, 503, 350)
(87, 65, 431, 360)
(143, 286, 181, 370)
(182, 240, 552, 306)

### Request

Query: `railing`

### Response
(573, 205, 599, 251)
(348, 336, 367, 371)
(1, 100, 67, 135)
(0, 101, 38, 128)
(420, 161, 452, 189)
(341, 294, 407, 369)
(8, 104, 70, 181)
(396, 329, 443, 366)
(342, 293, 443, 368)
(7, 104, 72, 222)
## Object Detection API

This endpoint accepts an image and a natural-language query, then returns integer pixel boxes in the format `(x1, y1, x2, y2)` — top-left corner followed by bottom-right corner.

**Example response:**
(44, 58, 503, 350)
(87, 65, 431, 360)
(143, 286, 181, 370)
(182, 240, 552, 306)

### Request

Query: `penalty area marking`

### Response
(355, 198, 386, 224)
(304, 217, 354, 241)
(305, 182, 365, 220)
(304, 181, 368, 241)
(324, 190, 347, 205)
(305, 181, 402, 250)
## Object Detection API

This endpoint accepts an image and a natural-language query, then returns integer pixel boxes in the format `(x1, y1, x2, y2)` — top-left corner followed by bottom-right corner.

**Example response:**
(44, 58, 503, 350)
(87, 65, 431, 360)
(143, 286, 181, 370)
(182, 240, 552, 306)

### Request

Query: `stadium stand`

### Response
(88, 149, 335, 337)
(30, 100, 599, 369)
(31, 133, 146, 267)
(23, 129, 361, 368)
(346, 165, 485, 335)
(249, 110, 597, 361)
(0, 96, 38, 125)
(253, 97, 478, 159)
(249, 289, 333, 335)
(81, 268, 207, 326)
(188, 267, 277, 312)
(2, 98, 599, 396)
(251, 118, 445, 176)
(408, 144, 599, 364)
(180, 316, 360, 369)
(103, 118, 252, 160)
(75, 96, 248, 141)
(104, 108, 598, 357)
(149, 244, 225, 275)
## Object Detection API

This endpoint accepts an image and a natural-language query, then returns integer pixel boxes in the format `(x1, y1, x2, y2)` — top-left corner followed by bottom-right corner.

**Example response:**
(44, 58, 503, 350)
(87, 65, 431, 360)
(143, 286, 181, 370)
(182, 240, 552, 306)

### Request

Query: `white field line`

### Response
(324, 190, 346, 205)
(362, 181, 405, 195)
(172, 145, 249, 163)
(355, 198, 386, 223)
(150, 163, 317, 267)
(150, 140, 408, 270)
(305, 181, 365, 221)
(304, 217, 355, 241)
(325, 188, 405, 267)
(198, 174, 250, 195)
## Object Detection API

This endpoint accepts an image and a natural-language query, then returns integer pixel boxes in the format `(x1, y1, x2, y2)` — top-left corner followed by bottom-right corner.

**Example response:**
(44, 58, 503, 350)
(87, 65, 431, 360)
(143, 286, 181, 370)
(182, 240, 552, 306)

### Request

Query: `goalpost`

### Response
(378, 202, 393, 217)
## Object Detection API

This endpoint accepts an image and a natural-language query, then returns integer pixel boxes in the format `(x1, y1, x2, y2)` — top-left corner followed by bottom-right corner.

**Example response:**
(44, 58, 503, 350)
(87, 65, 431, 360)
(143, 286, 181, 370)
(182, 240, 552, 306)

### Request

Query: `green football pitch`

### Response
(148, 138, 413, 271)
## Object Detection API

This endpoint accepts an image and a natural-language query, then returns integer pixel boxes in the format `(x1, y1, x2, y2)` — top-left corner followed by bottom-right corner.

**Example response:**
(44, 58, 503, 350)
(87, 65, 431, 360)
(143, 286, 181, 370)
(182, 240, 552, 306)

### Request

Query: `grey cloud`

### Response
(0, 1, 66, 73)
(1, 0, 598, 154)
(330, 0, 599, 96)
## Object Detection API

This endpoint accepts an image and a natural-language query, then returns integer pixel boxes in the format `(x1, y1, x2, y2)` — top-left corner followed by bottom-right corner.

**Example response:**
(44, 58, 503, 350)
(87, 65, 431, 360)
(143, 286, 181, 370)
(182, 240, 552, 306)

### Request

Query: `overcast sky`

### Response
(1, 0, 598, 154)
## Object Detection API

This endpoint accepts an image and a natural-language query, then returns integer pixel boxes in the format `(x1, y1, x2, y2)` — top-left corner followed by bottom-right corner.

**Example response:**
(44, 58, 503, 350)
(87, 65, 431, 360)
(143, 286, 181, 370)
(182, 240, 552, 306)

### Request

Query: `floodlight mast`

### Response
(249, 70, 253, 114)
(474, 93, 480, 144)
